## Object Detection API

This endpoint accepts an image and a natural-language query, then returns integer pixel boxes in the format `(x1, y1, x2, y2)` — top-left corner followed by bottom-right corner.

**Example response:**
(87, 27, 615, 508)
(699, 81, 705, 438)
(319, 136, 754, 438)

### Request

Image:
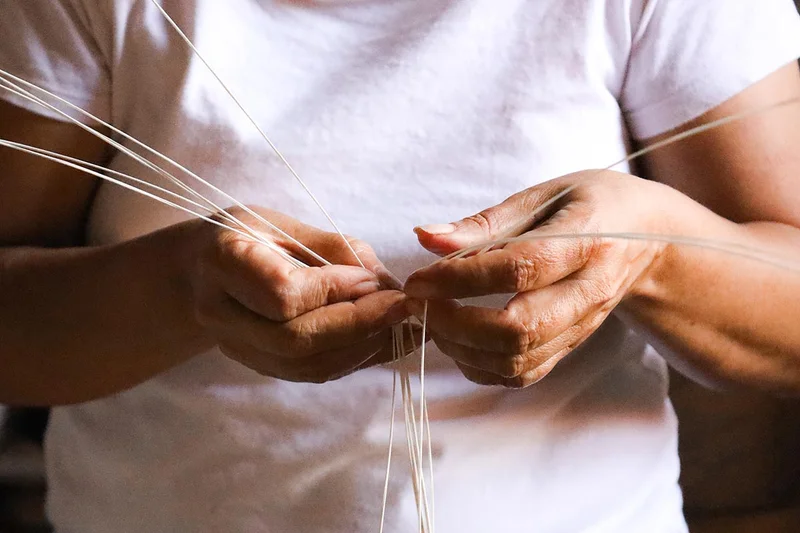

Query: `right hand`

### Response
(190, 207, 412, 383)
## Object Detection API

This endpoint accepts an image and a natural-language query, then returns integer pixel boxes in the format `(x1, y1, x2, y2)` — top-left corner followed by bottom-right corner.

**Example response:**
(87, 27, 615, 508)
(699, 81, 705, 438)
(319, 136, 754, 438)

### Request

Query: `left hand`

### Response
(404, 170, 676, 387)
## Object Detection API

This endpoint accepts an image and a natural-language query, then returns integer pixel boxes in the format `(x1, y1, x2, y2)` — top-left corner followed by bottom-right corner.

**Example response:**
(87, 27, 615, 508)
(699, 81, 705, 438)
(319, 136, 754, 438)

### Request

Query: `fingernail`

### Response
(354, 279, 381, 293)
(386, 300, 411, 324)
(415, 223, 456, 235)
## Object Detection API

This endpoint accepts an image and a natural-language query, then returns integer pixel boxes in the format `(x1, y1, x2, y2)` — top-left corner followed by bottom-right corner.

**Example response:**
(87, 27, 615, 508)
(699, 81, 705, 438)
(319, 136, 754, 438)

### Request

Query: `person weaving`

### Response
(1, 1, 800, 531)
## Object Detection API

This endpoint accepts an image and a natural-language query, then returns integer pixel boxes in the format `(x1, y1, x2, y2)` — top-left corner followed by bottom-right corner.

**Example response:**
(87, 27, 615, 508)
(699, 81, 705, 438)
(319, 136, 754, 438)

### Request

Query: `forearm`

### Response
(0, 220, 213, 405)
(621, 194, 800, 393)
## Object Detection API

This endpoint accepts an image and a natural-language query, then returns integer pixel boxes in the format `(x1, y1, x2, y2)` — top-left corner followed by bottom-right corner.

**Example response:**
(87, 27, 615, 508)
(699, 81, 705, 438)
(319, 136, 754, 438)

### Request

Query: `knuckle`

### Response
(271, 281, 302, 321)
(214, 232, 258, 270)
(508, 256, 539, 293)
(500, 358, 553, 388)
(503, 319, 538, 355)
(281, 321, 316, 357)
(577, 234, 600, 265)
(341, 235, 376, 267)
(327, 277, 351, 303)
(346, 236, 372, 256)
(463, 211, 498, 236)
(521, 356, 561, 387)
(523, 368, 549, 387)
(499, 353, 526, 378)
(584, 277, 618, 305)
(567, 208, 602, 258)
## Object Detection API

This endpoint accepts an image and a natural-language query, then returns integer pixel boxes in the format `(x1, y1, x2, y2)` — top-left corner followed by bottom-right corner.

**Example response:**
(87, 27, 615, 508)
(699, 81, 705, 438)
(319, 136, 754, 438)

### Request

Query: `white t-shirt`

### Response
(2, 1, 800, 531)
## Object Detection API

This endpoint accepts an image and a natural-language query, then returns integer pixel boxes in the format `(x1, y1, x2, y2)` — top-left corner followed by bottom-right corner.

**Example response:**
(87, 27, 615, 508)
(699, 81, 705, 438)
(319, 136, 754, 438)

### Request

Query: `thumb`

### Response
(413, 221, 488, 256)
(414, 187, 559, 256)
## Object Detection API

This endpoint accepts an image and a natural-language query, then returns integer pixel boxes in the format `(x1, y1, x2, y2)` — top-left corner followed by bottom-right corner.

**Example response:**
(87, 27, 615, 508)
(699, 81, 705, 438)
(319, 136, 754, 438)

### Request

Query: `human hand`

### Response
(405, 171, 671, 387)
(190, 207, 412, 383)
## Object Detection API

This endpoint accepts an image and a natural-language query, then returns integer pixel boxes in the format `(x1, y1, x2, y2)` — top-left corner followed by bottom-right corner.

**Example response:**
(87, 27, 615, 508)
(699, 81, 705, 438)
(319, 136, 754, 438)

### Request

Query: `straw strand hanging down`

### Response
(4, 69, 798, 533)
(378, 324, 402, 533)
(3, 5, 800, 532)
(147, 3, 437, 531)
(5, 47, 800, 533)
(113, 5, 800, 532)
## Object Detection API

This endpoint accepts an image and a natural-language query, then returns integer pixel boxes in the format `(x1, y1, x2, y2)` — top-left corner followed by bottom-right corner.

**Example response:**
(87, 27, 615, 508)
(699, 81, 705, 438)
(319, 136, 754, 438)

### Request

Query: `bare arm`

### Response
(0, 101, 214, 404)
(621, 61, 800, 392)
(0, 101, 407, 406)
(406, 62, 800, 394)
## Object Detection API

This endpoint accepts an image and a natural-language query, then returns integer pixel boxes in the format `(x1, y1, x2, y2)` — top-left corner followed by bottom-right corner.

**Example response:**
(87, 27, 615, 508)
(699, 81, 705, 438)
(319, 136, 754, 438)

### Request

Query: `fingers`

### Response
(410, 277, 595, 356)
(292, 231, 385, 272)
(407, 178, 601, 300)
(404, 173, 664, 387)
(412, 275, 621, 380)
(412, 181, 565, 256)
(432, 334, 522, 378)
(338, 324, 425, 376)
(195, 207, 414, 383)
(205, 217, 397, 321)
(408, 298, 525, 353)
(404, 230, 595, 299)
(269, 213, 383, 271)
(273, 290, 409, 356)
(218, 335, 383, 384)
(453, 344, 567, 388)
(223, 205, 388, 272)
(220, 256, 382, 322)
(219, 337, 382, 384)
(197, 286, 409, 354)
(449, 309, 609, 388)
(219, 316, 423, 384)
(315, 236, 403, 292)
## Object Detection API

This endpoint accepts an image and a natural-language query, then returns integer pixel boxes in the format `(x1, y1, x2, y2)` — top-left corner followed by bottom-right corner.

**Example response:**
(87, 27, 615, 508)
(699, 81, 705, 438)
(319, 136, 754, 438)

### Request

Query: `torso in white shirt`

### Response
(2, 0, 799, 531)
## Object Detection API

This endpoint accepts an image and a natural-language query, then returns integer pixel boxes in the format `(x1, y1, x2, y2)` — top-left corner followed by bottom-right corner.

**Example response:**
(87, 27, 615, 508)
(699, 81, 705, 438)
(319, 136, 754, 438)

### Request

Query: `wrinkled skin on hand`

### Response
(405, 171, 669, 388)
(191, 207, 413, 383)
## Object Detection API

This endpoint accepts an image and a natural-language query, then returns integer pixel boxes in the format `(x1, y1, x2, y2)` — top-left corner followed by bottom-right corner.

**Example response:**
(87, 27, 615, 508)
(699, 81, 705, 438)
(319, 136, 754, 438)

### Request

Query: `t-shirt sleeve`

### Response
(0, 0, 111, 123)
(621, 0, 800, 140)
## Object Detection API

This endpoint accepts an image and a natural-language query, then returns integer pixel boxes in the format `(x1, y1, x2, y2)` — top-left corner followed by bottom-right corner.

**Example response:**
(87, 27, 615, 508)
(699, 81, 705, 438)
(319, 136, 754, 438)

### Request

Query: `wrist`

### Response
(622, 183, 743, 305)
(120, 218, 216, 353)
